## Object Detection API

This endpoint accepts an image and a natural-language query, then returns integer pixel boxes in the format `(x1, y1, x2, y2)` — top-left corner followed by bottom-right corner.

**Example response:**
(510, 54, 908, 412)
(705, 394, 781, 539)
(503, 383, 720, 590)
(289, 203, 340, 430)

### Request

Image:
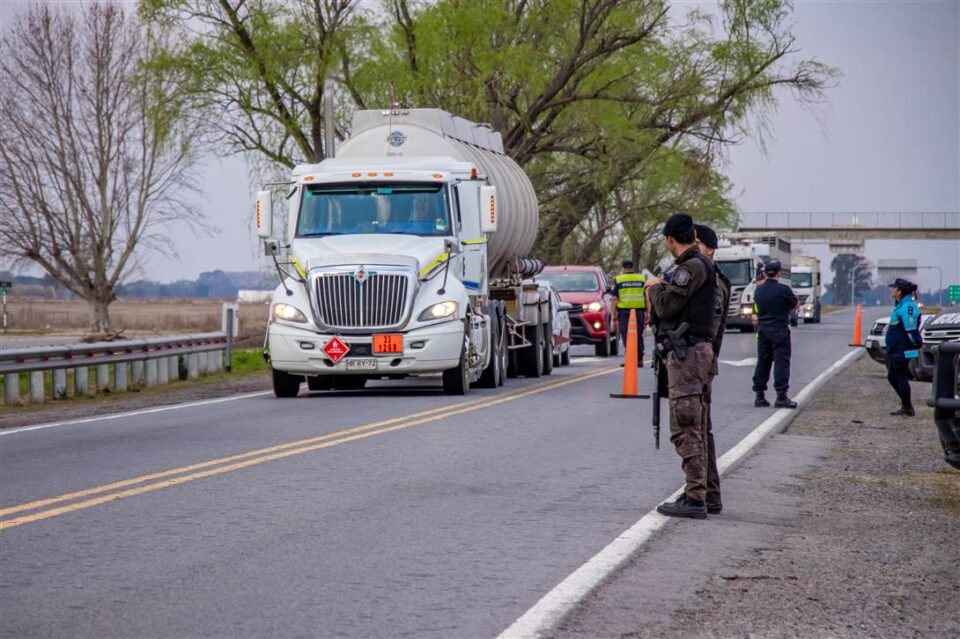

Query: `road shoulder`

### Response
(551, 356, 959, 638)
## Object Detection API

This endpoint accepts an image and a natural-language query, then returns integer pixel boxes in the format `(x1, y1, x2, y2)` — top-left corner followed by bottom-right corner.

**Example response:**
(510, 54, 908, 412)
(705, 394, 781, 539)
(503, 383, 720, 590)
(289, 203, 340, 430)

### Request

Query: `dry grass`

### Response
(6, 299, 270, 347)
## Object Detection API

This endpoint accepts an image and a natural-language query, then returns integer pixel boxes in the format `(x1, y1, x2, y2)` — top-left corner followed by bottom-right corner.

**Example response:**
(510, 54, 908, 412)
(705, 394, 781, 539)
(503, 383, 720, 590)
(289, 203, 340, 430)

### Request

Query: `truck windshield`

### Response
(717, 260, 754, 286)
(538, 272, 599, 292)
(297, 183, 451, 237)
(792, 272, 813, 287)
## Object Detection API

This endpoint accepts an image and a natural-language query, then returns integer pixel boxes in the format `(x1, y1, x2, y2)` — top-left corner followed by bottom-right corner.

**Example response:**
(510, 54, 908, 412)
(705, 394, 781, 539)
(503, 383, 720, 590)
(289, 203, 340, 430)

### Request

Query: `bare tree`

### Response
(0, 2, 201, 332)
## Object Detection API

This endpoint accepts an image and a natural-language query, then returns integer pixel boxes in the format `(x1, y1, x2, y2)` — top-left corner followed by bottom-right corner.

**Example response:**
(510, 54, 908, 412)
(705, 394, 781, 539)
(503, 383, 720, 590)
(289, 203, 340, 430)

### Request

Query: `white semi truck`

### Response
(714, 233, 795, 332)
(791, 254, 822, 323)
(255, 108, 554, 397)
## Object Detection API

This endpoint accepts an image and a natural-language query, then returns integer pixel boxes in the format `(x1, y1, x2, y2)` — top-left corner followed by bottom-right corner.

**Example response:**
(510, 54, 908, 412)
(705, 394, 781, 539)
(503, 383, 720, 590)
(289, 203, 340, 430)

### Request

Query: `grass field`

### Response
(5, 299, 270, 347)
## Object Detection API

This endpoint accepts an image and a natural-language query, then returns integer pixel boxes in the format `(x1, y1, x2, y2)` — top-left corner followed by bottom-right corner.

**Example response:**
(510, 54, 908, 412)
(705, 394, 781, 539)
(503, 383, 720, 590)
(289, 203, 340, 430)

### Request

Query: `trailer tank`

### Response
(336, 109, 539, 278)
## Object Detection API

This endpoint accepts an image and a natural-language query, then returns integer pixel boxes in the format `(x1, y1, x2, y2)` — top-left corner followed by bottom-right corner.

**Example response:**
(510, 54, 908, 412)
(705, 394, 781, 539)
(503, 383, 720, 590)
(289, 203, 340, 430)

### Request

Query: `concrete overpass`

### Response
(739, 211, 960, 241)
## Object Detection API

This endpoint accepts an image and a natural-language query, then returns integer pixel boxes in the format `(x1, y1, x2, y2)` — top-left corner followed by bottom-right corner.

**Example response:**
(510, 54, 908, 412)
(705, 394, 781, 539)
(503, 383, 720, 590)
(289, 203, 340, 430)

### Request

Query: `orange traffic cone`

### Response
(610, 309, 650, 399)
(849, 304, 863, 346)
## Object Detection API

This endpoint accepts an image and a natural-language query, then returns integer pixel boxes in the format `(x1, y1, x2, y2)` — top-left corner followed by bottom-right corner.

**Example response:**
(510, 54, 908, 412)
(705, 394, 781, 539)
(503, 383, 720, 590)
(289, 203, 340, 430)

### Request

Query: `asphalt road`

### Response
(0, 307, 884, 638)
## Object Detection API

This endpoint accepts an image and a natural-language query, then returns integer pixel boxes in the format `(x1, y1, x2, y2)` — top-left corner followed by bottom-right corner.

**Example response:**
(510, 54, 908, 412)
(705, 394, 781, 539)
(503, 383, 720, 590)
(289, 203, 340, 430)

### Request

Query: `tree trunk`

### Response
(88, 298, 112, 333)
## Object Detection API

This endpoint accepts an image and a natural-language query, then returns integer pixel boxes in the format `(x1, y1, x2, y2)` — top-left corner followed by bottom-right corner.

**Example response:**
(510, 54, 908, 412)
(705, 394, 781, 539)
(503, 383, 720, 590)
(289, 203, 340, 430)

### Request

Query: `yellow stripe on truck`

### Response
(419, 252, 450, 278)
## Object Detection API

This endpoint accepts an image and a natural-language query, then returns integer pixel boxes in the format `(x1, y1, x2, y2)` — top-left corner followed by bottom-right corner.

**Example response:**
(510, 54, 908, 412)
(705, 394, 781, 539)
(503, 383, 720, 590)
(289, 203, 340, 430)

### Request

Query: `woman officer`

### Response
(885, 278, 923, 416)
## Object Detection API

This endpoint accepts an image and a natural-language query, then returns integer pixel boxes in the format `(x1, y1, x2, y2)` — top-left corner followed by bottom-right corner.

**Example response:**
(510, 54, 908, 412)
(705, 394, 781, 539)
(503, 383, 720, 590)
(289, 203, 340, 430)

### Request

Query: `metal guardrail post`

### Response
(4, 373, 19, 405)
(145, 359, 158, 387)
(157, 357, 169, 385)
(168, 356, 179, 382)
(53, 369, 68, 399)
(96, 364, 110, 393)
(187, 353, 199, 379)
(198, 351, 208, 375)
(226, 306, 235, 372)
(132, 360, 144, 388)
(116, 362, 129, 392)
(30, 371, 44, 403)
(75, 366, 89, 396)
(926, 341, 960, 469)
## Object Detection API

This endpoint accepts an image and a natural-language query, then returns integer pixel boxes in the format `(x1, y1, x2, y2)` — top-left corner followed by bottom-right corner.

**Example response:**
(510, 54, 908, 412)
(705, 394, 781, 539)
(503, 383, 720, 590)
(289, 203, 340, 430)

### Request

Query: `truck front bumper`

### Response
(268, 320, 463, 376)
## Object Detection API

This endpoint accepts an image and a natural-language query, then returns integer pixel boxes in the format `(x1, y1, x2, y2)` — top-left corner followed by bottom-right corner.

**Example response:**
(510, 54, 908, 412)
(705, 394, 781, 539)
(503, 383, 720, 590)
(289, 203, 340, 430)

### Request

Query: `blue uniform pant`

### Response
(752, 326, 791, 394)
(618, 308, 644, 362)
(886, 356, 912, 408)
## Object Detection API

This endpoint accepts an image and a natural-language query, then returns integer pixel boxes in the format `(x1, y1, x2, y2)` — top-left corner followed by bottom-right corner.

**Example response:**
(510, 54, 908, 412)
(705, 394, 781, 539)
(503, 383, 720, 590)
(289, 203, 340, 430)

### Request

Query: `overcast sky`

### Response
(2, 0, 958, 293)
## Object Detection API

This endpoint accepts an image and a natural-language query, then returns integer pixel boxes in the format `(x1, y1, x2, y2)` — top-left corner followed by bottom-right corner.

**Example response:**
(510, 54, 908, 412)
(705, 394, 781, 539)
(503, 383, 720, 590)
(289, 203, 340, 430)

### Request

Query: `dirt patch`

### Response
(653, 356, 959, 638)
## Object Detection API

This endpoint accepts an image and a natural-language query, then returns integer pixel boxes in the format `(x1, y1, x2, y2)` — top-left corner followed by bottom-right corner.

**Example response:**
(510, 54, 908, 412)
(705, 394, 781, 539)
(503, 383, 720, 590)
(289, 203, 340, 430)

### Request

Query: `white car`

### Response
(544, 284, 572, 366)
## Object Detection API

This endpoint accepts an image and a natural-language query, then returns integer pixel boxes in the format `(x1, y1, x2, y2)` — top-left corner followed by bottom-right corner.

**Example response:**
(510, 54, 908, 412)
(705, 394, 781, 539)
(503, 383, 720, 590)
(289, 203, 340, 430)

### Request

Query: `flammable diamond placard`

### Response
(323, 336, 350, 363)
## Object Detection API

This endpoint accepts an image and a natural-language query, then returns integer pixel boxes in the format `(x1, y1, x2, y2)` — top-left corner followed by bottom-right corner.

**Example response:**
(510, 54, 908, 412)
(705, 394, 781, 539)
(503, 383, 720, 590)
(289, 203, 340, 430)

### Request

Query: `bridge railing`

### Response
(1, 332, 229, 405)
(740, 211, 960, 230)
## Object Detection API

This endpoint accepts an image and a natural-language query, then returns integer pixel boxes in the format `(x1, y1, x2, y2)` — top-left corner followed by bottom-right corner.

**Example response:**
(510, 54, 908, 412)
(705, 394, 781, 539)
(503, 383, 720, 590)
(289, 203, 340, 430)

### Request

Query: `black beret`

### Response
(622, 259, 635, 268)
(694, 224, 718, 249)
(764, 260, 782, 275)
(888, 278, 915, 290)
(662, 213, 694, 238)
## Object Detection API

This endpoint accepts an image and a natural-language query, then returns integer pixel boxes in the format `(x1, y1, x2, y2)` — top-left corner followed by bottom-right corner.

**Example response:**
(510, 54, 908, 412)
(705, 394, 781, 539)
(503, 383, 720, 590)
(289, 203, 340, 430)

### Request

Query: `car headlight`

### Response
(273, 303, 308, 323)
(804, 304, 813, 311)
(586, 301, 604, 312)
(418, 301, 458, 321)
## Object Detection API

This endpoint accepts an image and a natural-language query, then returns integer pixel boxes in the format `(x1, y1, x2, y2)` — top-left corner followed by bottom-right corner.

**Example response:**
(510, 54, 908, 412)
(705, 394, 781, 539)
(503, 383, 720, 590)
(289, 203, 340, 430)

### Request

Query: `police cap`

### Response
(888, 278, 917, 291)
(764, 260, 782, 276)
(622, 259, 635, 269)
(694, 224, 719, 249)
(662, 213, 694, 238)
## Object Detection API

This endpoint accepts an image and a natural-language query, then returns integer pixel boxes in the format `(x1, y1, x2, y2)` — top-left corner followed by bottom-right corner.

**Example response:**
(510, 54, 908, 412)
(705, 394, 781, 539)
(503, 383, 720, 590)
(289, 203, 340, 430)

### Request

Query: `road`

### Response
(0, 308, 882, 638)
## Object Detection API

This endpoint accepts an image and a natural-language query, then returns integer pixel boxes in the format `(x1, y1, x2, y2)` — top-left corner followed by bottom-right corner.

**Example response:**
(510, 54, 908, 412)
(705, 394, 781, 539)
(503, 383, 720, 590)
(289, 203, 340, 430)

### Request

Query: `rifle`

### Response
(651, 322, 690, 450)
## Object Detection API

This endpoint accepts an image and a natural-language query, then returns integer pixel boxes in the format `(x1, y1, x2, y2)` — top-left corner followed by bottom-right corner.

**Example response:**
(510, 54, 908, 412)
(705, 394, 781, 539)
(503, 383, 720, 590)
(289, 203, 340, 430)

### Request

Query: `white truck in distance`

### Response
(256, 109, 557, 398)
(791, 254, 822, 323)
(714, 233, 795, 332)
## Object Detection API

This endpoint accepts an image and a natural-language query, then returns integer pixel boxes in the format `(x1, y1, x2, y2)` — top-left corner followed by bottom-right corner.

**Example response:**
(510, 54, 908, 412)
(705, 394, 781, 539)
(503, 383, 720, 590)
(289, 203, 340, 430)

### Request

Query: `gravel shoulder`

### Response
(552, 355, 959, 638)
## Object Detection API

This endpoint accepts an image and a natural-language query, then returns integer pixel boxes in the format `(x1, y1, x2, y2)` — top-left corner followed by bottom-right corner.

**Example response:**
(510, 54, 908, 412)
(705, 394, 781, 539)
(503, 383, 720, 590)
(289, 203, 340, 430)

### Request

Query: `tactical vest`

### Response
(615, 273, 646, 309)
(660, 252, 717, 339)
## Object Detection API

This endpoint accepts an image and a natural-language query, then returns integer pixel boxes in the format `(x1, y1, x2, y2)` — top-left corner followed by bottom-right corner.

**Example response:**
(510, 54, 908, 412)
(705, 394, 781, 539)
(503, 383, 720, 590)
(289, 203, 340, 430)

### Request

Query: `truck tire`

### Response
(542, 323, 554, 376)
(476, 314, 502, 389)
(272, 368, 303, 398)
(443, 340, 470, 395)
(520, 323, 544, 377)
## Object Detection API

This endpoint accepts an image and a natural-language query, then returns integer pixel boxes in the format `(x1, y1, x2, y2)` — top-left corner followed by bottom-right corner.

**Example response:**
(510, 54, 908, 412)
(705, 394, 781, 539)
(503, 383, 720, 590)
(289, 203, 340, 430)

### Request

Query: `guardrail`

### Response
(1, 332, 230, 406)
(926, 340, 960, 470)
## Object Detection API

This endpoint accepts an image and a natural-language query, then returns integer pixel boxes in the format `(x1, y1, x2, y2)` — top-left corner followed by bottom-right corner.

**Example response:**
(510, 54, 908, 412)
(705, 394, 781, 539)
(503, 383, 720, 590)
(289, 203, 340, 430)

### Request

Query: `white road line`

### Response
(496, 347, 864, 639)
(720, 357, 757, 367)
(0, 391, 273, 436)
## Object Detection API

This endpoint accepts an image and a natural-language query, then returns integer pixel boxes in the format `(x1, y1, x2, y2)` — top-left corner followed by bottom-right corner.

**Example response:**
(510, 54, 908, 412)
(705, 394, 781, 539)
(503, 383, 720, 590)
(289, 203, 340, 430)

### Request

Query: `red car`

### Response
(538, 266, 620, 357)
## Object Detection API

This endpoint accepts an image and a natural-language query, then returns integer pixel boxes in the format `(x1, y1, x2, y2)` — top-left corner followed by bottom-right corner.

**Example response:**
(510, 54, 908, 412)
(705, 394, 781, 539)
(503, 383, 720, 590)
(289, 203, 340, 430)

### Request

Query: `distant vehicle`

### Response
(542, 283, 573, 367)
(714, 233, 797, 332)
(864, 315, 932, 380)
(538, 266, 619, 357)
(792, 254, 822, 323)
(918, 310, 960, 382)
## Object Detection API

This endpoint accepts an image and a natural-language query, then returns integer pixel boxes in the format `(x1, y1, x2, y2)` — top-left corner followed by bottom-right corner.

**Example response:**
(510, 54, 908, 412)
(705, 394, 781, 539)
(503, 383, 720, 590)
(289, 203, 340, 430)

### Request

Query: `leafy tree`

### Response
(829, 254, 873, 305)
(0, 2, 202, 331)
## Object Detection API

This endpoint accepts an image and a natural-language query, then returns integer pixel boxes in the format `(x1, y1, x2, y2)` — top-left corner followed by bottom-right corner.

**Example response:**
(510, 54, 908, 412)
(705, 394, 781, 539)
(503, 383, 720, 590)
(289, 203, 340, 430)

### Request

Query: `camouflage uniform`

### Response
(704, 266, 731, 504)
(648, 246, 718, 503)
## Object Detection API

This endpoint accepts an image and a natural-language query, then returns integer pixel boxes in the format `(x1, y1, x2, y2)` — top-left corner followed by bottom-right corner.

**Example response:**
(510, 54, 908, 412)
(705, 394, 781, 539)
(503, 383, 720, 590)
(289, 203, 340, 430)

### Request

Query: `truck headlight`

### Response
(273, 303, 308, 323)
(740, 304, 753, 316)
(418, 301, 458, 321)
(586, 301, 604, 312)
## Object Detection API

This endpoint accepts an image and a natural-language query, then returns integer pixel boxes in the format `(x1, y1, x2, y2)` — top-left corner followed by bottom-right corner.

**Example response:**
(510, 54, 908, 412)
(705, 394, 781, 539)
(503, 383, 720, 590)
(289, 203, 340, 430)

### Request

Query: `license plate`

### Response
(346, 358, 378, 370)
(373, 333, 403, 354)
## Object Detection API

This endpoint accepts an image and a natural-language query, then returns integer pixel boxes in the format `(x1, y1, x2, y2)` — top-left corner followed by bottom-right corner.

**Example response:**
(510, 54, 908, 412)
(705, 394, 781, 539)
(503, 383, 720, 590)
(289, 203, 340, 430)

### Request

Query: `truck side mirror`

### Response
(256, 190, 273, 238)
(480, 185, 498, 233)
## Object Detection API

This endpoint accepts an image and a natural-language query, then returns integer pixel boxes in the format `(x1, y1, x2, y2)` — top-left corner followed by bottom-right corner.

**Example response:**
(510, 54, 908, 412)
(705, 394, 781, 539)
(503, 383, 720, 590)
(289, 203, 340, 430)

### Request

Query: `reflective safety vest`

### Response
(615, 273, 646, 309)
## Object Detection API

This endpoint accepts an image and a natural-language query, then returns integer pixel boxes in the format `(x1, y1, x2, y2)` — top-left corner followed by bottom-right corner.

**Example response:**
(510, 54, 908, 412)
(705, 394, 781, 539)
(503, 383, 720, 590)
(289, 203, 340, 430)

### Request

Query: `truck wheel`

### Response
(307, 376, 334, 391)
(542, 323, 554, 376)
(443, 341, 470, 395)
(814, 306, 822, 323)
(272, 368, 303, 398)
(790, 313, 799, 328)
(520, 323, 544, 377)
(476, 316, 502, 389)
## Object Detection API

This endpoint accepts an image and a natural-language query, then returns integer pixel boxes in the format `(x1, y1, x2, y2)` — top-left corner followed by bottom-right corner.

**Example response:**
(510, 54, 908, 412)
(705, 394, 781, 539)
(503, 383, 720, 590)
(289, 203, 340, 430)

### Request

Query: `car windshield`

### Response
(717, 260, 754, 286)
(297, 183, 452, 237)
(793, 273, 813, 287)
(538, 271, 599, 292)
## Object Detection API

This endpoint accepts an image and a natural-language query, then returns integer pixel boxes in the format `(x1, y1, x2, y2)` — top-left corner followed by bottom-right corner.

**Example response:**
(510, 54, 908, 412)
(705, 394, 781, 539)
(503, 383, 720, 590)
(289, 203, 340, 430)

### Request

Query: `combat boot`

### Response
(889, 405, 915, 417)
(656, 496, 707, 520)
(774, 393, 797, 409)
(754, 391, 770, 407)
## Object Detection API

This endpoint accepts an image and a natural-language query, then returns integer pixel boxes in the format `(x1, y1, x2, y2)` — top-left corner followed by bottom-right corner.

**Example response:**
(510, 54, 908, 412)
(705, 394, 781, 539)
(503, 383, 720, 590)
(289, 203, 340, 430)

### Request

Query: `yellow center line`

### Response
(0, 367, 617, 531)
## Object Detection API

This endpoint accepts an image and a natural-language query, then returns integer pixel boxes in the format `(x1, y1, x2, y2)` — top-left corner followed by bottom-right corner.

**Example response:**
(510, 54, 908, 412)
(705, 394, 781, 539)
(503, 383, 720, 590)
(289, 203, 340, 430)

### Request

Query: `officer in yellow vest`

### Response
(613, 259, 647, 367)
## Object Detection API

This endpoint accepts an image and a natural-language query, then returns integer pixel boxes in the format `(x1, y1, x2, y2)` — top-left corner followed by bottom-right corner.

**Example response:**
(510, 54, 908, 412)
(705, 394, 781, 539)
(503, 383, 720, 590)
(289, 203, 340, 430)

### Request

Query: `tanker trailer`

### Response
(255, 108, 552, 398)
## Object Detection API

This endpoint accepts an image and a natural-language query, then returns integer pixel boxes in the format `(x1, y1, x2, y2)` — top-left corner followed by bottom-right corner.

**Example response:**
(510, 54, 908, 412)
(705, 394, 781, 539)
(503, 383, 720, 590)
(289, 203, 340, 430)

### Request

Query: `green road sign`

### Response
(949, 285, 960, 302)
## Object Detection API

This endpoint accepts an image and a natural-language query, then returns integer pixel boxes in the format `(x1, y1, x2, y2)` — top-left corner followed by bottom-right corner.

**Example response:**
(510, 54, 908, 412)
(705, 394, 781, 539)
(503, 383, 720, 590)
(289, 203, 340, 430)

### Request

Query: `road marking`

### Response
(496, 347, 864, 639)
(0, 391, 274, 436)
(0, 367, 617, 531)
(720, 357, 757, 367)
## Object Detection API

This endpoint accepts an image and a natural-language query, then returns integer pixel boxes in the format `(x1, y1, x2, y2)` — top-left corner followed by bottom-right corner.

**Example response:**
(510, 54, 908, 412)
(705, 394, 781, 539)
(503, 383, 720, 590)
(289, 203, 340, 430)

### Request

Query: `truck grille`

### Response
(922, 327, 960, 345)
(313, 271, 413, 330)
(728, 286, 745, 313)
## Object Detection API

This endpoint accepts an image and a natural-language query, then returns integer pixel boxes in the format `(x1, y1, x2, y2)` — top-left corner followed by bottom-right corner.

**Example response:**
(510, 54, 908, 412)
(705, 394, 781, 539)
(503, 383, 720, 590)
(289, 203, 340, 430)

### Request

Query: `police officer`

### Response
(885, 278, 922, 416)
(695, 224, 730, 514)
(751, 260, 799, 409)
(646, 214, 717, 519)
(613, 259, 647, 366)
